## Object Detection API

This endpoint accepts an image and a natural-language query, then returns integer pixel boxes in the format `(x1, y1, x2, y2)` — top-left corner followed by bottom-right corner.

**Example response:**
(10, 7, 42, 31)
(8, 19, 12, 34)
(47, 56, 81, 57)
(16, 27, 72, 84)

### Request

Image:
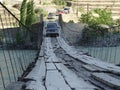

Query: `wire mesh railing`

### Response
(0, 2, 43, 90)
(79, 25, 120, 65)
(59, 14, 120, 65)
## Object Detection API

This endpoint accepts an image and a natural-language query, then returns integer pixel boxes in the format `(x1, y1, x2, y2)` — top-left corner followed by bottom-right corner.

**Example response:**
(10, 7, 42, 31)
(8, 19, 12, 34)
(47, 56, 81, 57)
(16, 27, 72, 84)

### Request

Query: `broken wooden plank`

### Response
(58, 37, 120, 75)
(25, 58, 46, 90)
(82, 64, 105, 72)
(82, 55, 120, 74)
(5, 82, 25, 90)
(25, 81, 45, 90)
(45, 70, 71, 90)
(55, 63, 97, 90)
(25, 59, 46, 81)
(92, 73, 120, 89)
(57, 37, 83, 55)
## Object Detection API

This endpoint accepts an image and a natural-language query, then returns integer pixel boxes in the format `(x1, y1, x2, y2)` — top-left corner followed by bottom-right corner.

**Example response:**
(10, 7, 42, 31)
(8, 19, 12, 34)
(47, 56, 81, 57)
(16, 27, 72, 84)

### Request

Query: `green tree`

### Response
(20, 0, 27, 25)
(25, 0, 35, 28)
(80, 8, 113, 42)
(94, 8, 113, 25)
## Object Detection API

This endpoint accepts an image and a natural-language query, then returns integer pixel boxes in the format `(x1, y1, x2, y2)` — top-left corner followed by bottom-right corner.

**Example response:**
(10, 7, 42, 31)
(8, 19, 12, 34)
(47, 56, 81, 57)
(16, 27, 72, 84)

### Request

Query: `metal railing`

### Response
(0, 2, 43, 90)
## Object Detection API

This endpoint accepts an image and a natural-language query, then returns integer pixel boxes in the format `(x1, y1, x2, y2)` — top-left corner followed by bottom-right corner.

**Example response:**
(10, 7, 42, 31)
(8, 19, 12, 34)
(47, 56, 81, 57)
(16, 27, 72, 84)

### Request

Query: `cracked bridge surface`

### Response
(23, 37, 120, 90)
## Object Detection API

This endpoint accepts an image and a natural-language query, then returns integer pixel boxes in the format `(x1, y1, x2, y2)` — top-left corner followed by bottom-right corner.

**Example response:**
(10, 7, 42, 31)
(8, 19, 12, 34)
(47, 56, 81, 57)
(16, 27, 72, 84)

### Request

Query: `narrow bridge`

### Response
(0, 2, 120, 90)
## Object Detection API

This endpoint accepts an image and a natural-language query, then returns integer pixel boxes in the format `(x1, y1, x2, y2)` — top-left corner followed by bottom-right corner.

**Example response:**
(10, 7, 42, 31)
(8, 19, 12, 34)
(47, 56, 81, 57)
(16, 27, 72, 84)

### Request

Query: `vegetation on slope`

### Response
(53, 0, 67, 6)
(20, 0, 27, 26)
(78, 8, 120, 46)
(25, 0, 35, 28)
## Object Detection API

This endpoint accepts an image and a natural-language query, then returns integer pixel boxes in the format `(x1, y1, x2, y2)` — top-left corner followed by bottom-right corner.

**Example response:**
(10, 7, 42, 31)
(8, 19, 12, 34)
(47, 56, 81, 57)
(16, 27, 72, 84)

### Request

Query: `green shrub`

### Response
(80, 8, 114, 43)
(35, 8, 43, 14)
(16, 32, 24, 44)
(80, 8, 113, 25)
(78, 7, 85, 13)
(79, 12, 92, 25)
(53, 0, 67, 6)
(34, 8, 48, 23)
(81, 25, 108, 42)
(116, 18, 120, 25)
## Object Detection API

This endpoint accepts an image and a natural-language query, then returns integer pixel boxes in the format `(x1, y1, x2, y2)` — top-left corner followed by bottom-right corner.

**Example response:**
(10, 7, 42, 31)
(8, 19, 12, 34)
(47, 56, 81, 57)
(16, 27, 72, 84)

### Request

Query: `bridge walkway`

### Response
(17, 36, 120, 90)
(1, 1, 120, 89)
(23, 37, 97, 90)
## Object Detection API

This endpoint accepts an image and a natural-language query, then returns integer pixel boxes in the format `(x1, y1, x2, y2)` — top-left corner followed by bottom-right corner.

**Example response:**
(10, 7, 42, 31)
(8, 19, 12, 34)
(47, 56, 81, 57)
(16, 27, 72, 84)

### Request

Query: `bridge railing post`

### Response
(37, 14, 44, 50)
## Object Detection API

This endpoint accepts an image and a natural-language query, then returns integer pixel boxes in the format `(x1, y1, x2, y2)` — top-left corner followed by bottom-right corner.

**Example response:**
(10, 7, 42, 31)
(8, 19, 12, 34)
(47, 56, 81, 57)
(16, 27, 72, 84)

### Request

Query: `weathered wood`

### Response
(24, 58, 46, 90)
(25, 58, 46, 80)
(82, 55, 120, 74)
(46, 62, 56, 70)
(5, 82, 25, 90)
(57, 37, 83, 55)
(57, 37, 120, 75)
(26, 81, 46, 90)
(82, 64, 105, 72)
(55, 63, 97, 90)
(45, 70, 71, 90)
(92, 73, 120, 89)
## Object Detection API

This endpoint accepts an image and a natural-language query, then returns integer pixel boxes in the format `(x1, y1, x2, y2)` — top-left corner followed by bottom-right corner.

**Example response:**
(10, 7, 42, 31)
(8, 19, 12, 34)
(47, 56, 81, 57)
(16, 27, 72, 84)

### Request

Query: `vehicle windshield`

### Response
(48, 13, 54, 16)
(47, 23, 57, 29)
(64, 8, 69, 10)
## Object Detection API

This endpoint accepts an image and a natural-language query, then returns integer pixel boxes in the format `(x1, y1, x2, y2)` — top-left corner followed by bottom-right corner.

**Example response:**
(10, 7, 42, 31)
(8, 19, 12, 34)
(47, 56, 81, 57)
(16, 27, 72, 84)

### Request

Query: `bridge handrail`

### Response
(0, 2, 43, 90)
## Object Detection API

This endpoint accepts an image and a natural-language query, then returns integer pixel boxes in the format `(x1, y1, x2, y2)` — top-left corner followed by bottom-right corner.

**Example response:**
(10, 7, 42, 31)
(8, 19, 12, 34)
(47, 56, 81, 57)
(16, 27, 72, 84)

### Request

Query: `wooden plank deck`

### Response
(24, 37, 98, 90)
(57, 37, 120, 75)
(24, 57, 46, 90)
(46, 62, 56, 70)
(92, 73, 120, 89)
(82, 64, 105, 72)
(55, 63, 97, 90)
(46, 70, 71, 90)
